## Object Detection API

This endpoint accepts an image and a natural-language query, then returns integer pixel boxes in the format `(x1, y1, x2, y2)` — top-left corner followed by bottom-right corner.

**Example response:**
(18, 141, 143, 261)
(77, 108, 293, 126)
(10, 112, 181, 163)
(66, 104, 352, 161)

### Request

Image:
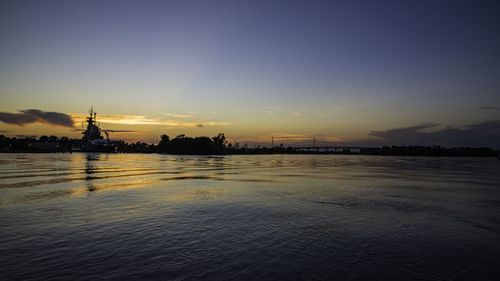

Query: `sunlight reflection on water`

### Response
(0, 153, 499, 280)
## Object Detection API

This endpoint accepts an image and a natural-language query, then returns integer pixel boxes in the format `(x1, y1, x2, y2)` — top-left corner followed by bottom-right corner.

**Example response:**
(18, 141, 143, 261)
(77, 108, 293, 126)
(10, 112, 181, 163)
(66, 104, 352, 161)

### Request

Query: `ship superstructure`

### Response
(75, 107, 116, 152)
(82, 107, 104, 142)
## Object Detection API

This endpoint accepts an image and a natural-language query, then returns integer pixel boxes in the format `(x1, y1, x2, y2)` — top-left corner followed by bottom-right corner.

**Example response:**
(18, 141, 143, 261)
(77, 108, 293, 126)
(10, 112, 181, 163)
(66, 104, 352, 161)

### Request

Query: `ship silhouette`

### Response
(72, 107, 117, 152)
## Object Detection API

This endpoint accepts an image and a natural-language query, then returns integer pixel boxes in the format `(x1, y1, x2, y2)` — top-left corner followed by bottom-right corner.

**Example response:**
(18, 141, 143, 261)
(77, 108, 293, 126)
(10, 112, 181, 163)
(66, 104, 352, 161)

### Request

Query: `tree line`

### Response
(0, 134, 497, 156)
(0, 133, 229, 154)
(157, 133, 227, 154)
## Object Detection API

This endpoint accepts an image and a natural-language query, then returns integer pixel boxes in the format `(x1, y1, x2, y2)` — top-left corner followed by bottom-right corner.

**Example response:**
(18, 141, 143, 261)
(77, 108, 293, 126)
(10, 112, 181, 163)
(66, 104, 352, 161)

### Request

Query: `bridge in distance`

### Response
(269, 136, 363, 153)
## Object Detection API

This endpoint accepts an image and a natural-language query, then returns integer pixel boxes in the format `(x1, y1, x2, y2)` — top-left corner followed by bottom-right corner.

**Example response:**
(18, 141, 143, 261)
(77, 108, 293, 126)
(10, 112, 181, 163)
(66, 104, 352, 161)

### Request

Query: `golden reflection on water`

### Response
(1, 153, 346, 204)
(4, 153, 494, 207)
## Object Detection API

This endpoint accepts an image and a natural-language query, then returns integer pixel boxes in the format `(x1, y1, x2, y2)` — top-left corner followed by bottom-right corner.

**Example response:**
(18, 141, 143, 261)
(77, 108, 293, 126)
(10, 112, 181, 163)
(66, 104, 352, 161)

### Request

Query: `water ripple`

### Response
(0, 154, 499, 281)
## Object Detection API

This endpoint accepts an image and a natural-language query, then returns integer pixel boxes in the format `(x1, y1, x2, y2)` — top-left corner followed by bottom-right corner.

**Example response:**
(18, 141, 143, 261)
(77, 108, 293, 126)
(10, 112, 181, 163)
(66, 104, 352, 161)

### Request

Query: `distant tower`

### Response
(313, 137, 316, 147)
(272, 136, 274, 147)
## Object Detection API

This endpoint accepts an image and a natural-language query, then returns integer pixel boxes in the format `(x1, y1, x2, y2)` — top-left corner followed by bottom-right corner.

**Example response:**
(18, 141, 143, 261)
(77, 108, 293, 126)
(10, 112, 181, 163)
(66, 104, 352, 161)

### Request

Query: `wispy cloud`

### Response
(252, 133, 310, 143)
(72, 128, 148, 134)
(162, 112, 193, 118)
(0, 109, 75, 128)
(71, 128, 142, 133)
(245, 133, 344, 147)
(102, 129, 142, 134)
(271, 133, 309, 139)
(319, 136, 343, 142)
(264, 107, 284, 115)
(263, 107, 301, 117)
(271, 133, 343, 144)
(72, 114, 231, 128)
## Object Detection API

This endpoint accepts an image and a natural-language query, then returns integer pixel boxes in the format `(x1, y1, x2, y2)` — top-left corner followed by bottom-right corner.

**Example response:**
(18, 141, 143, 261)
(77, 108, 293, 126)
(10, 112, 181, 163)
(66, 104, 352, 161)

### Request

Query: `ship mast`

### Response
(82, 106, 103, 142)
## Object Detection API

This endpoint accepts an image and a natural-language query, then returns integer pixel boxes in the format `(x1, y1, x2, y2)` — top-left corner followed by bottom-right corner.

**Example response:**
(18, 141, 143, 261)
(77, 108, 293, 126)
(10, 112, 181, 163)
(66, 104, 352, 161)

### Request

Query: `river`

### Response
(1, 153, 499, 280)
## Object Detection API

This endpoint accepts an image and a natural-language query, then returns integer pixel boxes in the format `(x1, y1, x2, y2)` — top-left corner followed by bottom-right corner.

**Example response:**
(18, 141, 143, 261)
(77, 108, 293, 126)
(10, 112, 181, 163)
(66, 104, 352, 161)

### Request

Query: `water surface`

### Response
(1, 153, 499, 280)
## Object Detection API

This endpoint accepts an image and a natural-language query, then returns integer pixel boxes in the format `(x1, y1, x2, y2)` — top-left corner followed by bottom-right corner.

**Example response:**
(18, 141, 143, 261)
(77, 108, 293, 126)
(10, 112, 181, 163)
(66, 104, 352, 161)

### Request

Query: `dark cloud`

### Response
(479, 106, 500, 111)
(368, 120, 500, 148)
(0, 112, 37, 126)
(0, 130, 7, 133)
(0, 109, 74, 128)
(369, 123, 440, 143)
(196, 124, 204, 128)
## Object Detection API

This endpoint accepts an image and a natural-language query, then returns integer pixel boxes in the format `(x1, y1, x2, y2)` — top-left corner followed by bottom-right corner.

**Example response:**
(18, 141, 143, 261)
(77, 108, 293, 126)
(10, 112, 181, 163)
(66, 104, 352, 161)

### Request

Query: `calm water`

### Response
(1, 153, 499, 280)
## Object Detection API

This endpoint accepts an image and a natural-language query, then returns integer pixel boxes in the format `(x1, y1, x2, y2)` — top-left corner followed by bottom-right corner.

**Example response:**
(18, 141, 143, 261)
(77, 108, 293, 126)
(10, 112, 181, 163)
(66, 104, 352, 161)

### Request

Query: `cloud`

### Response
(251, 133, 310, 144)
(102, 129, 139, 133)
(319, 136, 343, 142)
(162, 112, 193, 118)
(271, 133, 309, 139)
(0, 130, 7, 133)
(369, 123, 440, 142)
(71, 113, 231, 128)
(0, 109, 75, 128)
(0, 112, 37, 126)
(479, 106, 500, 111)
(245, 133, 344, 147)
(368, 120, 500, 148)
(264, 107, 285, 115)
(199, 121, 232, 127)
(72, 128, 141, 134)
(263, 107, 301, 117)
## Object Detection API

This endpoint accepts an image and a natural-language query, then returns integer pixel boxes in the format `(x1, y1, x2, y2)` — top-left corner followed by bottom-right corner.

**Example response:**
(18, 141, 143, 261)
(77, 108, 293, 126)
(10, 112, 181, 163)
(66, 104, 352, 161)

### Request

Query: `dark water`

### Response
(1, 153, 499, 280)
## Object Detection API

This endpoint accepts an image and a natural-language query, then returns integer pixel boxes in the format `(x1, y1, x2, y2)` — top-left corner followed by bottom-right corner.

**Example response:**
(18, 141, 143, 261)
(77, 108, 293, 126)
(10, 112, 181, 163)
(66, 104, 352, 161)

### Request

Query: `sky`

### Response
(1, 0, 499, 147)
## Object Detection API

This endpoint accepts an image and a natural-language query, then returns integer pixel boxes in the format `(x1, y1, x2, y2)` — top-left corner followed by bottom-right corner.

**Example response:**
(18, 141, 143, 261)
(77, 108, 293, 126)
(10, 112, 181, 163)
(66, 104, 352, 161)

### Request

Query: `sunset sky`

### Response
(1, 0, 499, 147)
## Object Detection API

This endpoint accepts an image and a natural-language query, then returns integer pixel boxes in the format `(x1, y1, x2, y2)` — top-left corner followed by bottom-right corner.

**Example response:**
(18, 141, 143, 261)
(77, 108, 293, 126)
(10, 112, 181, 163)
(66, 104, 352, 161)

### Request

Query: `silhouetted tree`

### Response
(58, 136, 71, 152)
(212, 133, 227, 154)
(169, 134, 191, 154)
(192, 136, 213, 154)
(158, 134, 170, 153)
(157, 133, 229, 154)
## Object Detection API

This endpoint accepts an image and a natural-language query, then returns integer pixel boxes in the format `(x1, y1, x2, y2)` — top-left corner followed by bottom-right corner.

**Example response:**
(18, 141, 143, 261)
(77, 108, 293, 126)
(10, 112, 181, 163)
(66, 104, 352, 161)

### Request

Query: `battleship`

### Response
(72, 107, 117, 152)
